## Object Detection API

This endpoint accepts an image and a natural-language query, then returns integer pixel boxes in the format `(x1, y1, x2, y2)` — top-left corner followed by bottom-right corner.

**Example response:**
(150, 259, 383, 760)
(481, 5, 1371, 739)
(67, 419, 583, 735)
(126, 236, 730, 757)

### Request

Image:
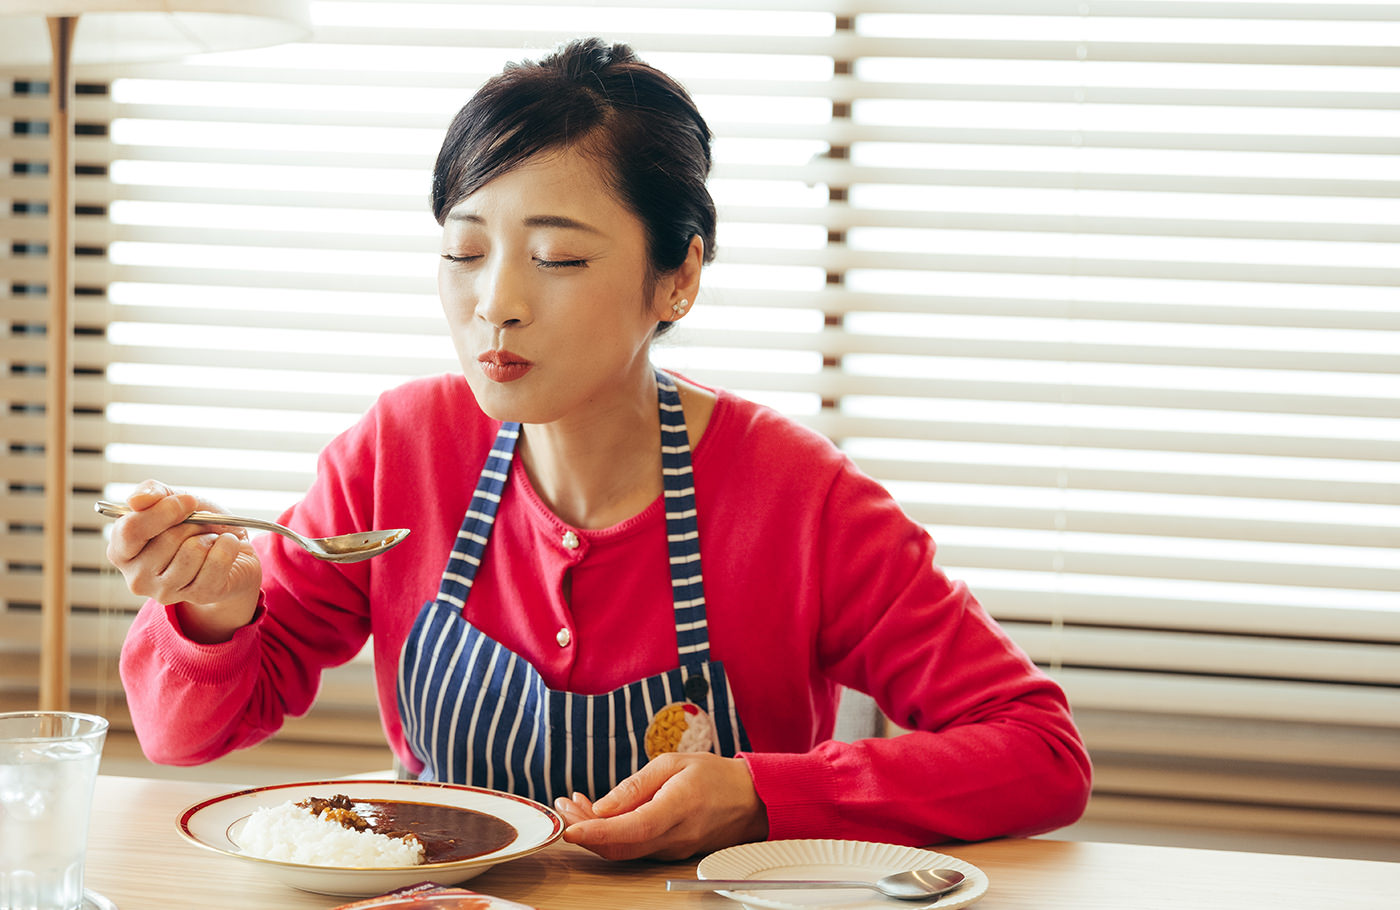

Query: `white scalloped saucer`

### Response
(695, 839, 989, 910)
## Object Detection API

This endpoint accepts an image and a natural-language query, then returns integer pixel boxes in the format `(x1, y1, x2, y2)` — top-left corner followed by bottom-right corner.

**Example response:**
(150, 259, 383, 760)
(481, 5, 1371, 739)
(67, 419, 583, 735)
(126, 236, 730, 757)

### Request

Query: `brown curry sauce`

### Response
(297, 794, 517, 864)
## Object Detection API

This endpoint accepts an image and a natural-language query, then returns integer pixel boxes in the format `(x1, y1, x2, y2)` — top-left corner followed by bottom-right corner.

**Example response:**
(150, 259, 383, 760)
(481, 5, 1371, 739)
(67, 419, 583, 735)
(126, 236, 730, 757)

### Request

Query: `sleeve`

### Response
(740, 464, 1092, 844)
(118, 404, 387, 766)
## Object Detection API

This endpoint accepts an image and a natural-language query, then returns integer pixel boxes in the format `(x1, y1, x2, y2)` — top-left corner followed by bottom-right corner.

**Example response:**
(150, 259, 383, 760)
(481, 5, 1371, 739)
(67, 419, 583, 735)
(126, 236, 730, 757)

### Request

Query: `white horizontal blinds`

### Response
(840, 1, 1400, 840)
(88, 7, 851, 535)
(93, 23, 454, 527)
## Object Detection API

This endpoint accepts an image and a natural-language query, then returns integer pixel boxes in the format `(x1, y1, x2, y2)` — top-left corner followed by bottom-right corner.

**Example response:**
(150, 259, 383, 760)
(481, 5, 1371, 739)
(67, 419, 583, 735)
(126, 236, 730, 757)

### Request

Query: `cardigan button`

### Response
(561, 531, 580, 549)
(556, 627, 572, 648)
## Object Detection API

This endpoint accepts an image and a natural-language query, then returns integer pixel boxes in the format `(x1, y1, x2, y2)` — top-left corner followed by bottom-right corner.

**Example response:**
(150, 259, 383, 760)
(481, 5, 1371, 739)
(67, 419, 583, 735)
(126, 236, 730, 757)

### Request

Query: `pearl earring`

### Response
(671, 298, 689, 316)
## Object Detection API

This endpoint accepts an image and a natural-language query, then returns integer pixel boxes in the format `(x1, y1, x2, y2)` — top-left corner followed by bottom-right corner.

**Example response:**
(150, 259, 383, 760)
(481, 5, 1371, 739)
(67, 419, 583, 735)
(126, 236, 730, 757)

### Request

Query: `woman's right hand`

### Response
(106, 479, 263, 643)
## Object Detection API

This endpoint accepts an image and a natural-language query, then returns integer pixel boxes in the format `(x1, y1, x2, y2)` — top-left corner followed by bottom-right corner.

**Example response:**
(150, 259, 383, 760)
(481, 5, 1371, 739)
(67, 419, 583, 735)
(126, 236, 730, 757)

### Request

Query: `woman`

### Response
(110, 38, 1091, 862)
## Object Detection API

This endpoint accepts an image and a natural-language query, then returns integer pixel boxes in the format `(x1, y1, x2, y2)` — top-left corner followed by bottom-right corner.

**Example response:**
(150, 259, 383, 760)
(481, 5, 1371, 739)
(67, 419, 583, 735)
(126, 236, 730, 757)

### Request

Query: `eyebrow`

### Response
(446, 211, 603, 234)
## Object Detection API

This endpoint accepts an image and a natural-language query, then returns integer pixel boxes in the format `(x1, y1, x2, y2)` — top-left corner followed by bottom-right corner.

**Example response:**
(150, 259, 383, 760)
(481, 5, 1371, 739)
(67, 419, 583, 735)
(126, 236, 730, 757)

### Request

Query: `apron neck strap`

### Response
(435, 371, 713, 664)
(655, 370, 712, 666)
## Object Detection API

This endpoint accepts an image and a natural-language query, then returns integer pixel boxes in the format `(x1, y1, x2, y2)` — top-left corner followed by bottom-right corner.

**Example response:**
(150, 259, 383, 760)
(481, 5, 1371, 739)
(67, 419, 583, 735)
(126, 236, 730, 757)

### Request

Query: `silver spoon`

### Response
(94, 501, 410, 564)
(667, 868, 965, 901)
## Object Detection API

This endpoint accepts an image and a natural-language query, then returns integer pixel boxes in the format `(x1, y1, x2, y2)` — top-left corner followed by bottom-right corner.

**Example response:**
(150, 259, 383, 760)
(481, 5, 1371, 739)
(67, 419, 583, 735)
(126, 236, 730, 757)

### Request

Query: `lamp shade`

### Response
(0, 0, 313, 65)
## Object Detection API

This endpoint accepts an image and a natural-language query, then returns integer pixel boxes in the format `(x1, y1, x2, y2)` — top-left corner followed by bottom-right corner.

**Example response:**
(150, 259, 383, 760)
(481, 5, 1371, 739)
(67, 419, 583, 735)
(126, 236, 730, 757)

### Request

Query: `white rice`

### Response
(237, 800, 426, 867)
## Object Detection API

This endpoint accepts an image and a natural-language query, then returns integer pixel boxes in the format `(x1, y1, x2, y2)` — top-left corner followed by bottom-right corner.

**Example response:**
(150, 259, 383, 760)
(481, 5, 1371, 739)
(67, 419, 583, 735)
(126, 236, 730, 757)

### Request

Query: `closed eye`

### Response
(534, 257, 588, 269)
(440, 253, 480, 263)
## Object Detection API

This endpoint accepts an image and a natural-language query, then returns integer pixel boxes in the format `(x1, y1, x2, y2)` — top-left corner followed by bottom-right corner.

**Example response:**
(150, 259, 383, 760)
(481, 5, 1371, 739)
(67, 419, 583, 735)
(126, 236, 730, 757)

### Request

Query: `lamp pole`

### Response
(0, 0, 310, 712)
(40, 15, 76, 711)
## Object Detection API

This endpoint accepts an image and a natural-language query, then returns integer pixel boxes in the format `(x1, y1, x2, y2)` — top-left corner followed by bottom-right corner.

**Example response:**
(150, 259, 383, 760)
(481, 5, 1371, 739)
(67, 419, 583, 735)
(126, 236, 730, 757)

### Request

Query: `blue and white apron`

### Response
(396, 370, 750, 804)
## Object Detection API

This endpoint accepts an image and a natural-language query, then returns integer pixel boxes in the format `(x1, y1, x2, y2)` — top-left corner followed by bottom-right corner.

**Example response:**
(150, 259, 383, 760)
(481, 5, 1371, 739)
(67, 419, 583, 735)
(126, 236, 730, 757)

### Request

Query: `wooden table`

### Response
(85, 775, 1400, 909)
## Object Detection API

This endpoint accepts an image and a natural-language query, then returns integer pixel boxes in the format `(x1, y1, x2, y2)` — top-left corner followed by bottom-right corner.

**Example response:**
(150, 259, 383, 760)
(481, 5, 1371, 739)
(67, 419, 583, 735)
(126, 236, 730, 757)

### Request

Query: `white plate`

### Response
(696, 839, 989, 910)
(177, 779, 563, 898)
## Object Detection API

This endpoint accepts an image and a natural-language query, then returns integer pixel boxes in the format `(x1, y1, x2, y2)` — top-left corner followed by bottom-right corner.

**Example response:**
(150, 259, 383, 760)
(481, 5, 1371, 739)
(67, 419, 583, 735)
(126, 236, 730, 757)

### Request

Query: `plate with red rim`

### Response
(177, 779, 563, 898)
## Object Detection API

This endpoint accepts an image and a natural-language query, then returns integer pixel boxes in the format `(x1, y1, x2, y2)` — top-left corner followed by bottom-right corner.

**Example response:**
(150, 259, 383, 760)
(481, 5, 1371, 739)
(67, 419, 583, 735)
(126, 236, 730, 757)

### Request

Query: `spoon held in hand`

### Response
(95, 501, 410, 564)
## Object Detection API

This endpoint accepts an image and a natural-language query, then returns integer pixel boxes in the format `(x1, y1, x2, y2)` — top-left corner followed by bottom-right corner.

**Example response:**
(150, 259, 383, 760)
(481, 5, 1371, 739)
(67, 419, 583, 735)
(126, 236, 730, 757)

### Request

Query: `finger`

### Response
(552, 797, 587, 826)
(554, 788, 608, 831)
(121, 532, 216, 603)
(107, 492, 199, 563)
(553, 792, 598, 821)
(591, 760, 670, 817)
(173, 491, 249, 541)
(179, 532, 244, 602)
(109, 521, 207, 598)
(571, 804, 673, 843)
(561, 804, 680, 861)
(163, 532, 223, 593)
(224, 538, 263, 600)
(126, 479, 178, 511)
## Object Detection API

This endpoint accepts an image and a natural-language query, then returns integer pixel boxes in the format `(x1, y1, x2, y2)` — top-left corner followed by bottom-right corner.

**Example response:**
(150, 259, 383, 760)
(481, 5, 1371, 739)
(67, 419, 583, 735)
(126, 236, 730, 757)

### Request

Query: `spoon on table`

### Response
(94, 501, 411, 564)
(667, 868, 965, 901)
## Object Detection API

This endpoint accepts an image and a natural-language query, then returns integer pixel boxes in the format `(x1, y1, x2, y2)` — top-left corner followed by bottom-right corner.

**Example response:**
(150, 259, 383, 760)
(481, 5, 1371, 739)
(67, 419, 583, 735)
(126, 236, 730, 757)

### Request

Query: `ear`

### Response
(652, 235, 704, 323)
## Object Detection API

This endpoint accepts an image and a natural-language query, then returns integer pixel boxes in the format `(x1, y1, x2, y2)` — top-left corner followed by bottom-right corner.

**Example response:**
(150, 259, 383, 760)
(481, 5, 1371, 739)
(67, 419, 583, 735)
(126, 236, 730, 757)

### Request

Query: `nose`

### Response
(475, 256, 532, 329)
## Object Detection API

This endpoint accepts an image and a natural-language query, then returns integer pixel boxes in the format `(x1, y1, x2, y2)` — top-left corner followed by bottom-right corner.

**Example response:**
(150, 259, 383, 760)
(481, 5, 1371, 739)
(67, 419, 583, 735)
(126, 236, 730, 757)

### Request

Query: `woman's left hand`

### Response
(553, 753, 768, 861)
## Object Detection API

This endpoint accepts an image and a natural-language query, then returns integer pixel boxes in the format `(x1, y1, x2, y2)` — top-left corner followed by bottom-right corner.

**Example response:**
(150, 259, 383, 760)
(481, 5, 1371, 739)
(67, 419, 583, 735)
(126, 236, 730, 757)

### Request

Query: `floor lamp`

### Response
(0, 1, 311, 711)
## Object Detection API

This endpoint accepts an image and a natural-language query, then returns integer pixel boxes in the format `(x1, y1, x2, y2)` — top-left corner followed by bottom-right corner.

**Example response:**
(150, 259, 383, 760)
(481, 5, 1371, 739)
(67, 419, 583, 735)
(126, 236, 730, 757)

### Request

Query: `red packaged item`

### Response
(335, 882, 537, 909)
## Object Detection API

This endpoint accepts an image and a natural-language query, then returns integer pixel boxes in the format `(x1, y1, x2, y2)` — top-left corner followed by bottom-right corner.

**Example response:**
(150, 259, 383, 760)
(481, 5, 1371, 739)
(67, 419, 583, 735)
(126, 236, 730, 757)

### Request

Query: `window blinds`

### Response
(3, 0, 1397, 842)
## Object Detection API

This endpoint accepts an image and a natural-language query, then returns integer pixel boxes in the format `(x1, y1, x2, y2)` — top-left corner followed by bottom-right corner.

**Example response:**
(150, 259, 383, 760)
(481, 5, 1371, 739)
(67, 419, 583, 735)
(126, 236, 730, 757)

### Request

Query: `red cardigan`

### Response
(120, 373, 1091, 844)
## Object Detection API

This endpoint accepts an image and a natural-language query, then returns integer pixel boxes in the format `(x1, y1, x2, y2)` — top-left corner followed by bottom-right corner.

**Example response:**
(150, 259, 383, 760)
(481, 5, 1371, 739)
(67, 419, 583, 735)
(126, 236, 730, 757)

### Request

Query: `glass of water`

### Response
(0, 712, 108, 910)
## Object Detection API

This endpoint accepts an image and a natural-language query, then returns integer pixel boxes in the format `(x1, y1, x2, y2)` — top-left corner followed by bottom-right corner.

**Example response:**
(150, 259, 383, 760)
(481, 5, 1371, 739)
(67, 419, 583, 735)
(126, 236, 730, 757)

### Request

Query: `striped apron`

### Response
(396, 370, 750, 804)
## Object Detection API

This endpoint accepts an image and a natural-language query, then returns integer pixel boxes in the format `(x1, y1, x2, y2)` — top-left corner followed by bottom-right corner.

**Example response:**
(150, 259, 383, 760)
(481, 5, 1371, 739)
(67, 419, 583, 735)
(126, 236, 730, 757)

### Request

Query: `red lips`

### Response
(478, 350, 533, 383)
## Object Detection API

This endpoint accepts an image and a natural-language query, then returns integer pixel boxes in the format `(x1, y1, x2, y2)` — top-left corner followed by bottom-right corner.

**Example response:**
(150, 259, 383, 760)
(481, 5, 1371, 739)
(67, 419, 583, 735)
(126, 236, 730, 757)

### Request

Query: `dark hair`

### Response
(432, 38, 716, 332)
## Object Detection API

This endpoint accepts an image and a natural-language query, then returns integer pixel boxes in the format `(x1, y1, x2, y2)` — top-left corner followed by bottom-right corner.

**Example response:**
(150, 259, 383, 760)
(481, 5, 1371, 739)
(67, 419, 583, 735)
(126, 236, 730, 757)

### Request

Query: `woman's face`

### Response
(437, 148, 674, 424)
